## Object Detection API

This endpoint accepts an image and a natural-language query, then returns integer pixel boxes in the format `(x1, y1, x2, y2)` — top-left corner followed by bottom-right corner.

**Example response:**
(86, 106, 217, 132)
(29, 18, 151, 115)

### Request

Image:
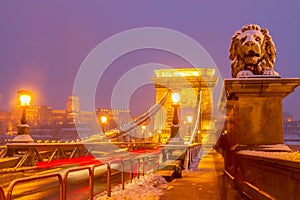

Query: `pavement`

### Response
(160, 149, 246, 200)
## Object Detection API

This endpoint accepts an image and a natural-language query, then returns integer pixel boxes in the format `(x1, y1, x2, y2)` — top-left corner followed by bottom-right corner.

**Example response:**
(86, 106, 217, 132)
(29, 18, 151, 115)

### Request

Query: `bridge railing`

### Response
(187, 143, 201, 168)
(2, 145, 199, 199)
(160, 143, 201, 170)
(105, 153, 160, 197)
(2, 152, 160, 200)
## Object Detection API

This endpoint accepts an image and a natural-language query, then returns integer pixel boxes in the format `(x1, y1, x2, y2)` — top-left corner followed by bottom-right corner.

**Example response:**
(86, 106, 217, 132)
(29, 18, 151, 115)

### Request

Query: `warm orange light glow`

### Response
(141, 125, 146, 130)
(19, 93, 31, 106)
(172, 93, 180, 103)
(100, 116, 107, 124)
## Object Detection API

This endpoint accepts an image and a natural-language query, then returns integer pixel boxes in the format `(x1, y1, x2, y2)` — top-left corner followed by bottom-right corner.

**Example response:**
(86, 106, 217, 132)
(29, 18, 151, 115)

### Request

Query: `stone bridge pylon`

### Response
(151, 68, 218, 143)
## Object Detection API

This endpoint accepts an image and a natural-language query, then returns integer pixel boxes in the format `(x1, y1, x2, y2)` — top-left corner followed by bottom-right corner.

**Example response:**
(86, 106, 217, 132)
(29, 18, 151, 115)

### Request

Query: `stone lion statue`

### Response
(229, 24, 279, 78)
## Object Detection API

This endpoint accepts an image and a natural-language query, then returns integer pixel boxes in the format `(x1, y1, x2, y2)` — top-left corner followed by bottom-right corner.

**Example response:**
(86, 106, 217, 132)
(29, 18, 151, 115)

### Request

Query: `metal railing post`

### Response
(137, 158, 140, 179)
(89, 169, 94, 200)
(186, 146, 190, 169)
(191, 146, 193, 162)
(63, 172, 67, 200)
(121, 160, 125, 190)
(130, 159, 133, 183)
(107, 162, 111, 197)
(193, 145, 195, 160)
(190, 146, 193, 162)
(156, 155, 159, 170)
(59, 174, 64, 200)
(142, 157, 145, 176)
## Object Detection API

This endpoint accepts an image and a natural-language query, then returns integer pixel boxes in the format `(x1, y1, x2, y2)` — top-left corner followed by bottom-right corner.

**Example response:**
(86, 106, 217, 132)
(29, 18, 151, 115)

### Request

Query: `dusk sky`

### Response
(0, 1, 300, 118)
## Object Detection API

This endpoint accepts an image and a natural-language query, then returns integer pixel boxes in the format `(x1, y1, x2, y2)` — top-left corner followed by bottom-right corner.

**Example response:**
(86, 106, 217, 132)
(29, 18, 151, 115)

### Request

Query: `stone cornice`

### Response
(223, 78, 300, 99)
(151, 76, 218, 89)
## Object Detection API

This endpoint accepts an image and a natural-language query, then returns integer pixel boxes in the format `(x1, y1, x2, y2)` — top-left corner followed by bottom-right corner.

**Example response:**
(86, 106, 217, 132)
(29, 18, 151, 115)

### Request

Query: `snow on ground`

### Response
(238, 150, 300, 161)
(95, 173, 168, 200)
(238, 144, 292, 151)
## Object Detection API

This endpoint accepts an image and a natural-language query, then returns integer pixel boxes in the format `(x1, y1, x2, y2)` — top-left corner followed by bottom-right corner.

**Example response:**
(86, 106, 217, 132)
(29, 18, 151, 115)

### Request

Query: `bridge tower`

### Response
(151, 68, 218, 143)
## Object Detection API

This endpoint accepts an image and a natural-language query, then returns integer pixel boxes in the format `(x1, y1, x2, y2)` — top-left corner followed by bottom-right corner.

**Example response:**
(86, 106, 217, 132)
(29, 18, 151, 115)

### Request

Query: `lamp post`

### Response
(141, 125, 146, 142)
(167, 92, 184, 144)
(187, 115, 193, 136)
(100, 115, 108, 133)
(12, 89, 34, 143)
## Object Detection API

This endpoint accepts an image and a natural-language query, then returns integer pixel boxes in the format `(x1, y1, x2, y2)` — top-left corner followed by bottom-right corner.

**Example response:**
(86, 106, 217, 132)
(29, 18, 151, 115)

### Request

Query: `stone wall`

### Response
(230, 151, 300, 199)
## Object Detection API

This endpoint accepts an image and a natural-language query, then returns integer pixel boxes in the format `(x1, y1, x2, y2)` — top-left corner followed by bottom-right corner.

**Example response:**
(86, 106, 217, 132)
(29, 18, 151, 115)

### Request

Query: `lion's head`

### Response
(229, 24, 276, 78)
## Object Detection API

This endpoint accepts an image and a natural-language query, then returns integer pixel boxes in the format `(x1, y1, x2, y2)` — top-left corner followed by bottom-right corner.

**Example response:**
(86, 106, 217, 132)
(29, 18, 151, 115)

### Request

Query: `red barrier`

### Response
(36, 156, 98, 169)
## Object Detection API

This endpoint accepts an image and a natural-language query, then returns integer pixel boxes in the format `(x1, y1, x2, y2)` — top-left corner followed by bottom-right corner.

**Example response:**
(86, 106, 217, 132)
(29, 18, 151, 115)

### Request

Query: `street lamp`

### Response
(100, 115, 107, 133)
(141, 125, 146, 141)
(187, 115, 193, 136)
(12, 89, 34, 143)
(167, 92, 184, 144)
(171, 93, 180, 124)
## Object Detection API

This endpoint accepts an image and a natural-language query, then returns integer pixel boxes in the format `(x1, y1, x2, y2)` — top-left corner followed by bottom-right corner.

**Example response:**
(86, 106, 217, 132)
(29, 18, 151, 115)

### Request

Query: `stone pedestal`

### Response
(12, 124, 34, 143)
(219, 78, 300, 147)
(167, 128, 185, 145)
(11, 134, 34, 143)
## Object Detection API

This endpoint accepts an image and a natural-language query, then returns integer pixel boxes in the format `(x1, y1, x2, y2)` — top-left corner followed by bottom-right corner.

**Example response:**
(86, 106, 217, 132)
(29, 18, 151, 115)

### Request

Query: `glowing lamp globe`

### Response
(20, 94, 31, 106)
(187, 115, 193, 124)
(100, 116, 107, 124)
(171, 93, 180, 104)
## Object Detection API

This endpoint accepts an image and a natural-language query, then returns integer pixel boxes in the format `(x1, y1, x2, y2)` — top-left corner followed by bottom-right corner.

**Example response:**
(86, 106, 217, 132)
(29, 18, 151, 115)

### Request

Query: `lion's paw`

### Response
(236, 70, 254, 78)
(263, 70, 280, 76)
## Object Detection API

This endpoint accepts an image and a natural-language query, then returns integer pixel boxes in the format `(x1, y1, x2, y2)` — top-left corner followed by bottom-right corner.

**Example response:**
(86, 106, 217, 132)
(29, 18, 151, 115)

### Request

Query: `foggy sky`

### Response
(0, 1, 300, 118)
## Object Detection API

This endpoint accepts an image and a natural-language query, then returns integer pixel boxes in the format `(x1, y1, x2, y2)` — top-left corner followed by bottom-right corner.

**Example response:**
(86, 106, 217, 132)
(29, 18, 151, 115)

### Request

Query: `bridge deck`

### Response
(160, 150, 245, 200)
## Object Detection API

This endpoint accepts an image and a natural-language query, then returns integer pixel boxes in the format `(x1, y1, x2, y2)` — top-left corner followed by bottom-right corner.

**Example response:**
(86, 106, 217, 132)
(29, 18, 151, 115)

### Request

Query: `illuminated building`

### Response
(10, 105, 53, 128)
(66, 93, 80, 124)
(52, 109, 66, 125)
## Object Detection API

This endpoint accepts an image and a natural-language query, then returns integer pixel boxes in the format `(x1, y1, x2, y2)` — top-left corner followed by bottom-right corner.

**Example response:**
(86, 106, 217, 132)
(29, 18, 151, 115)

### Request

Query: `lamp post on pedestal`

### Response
(100, 115, 107, 133)
(100, 115, 107, 142)
(187, 115, 193, 136)
(141, 125, 146, 142)
(12, 90, 34, 143)
(167, 92, 184, 145)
